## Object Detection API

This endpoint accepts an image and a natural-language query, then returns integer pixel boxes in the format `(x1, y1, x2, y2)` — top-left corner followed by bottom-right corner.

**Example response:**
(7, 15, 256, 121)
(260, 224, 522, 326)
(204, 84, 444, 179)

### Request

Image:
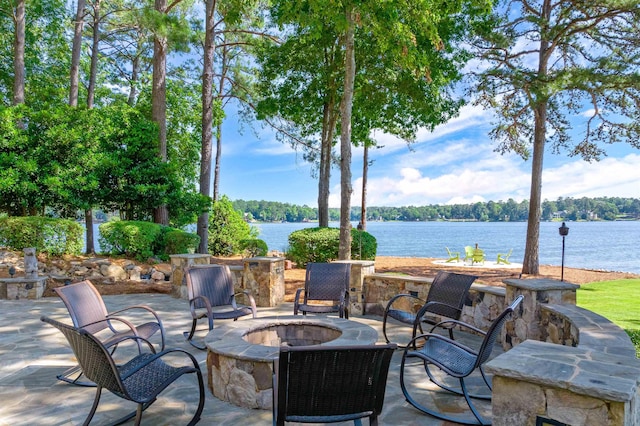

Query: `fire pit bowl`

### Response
(204, 315, 378, 409)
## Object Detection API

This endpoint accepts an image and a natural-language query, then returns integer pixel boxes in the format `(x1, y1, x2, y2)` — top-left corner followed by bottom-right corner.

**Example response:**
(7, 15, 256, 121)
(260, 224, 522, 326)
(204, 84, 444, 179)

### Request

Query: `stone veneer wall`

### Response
(363, 273, 507, 339)
(360, 270, 639, 425)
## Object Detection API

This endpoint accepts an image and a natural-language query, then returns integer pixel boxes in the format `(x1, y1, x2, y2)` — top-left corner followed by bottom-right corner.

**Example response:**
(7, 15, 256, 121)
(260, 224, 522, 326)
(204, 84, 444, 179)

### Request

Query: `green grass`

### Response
(577, 279, 640, 357)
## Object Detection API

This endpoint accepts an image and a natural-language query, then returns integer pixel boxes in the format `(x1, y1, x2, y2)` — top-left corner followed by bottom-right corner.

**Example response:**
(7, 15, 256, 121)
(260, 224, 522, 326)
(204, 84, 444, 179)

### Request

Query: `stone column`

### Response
(169, 253, 211, 299)
(333, 260, 375, 315)
(502, 278, 579, 350)
(242, 257, 285, 307)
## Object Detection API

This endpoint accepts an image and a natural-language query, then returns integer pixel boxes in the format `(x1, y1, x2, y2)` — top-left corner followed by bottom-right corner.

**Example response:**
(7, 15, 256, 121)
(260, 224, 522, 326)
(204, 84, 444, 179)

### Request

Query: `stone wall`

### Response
(363, 272, 506, 338)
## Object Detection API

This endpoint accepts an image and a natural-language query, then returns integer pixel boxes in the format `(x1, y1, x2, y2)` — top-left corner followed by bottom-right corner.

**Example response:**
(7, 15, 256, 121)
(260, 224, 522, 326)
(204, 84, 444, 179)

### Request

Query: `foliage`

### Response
(0, 216, 83, 255)
(208, 195, 258, 256)
(0, 103, 205, 224)
(578, 279, 640, 357)
(99, 220, 164, 260)
(234, 196, 640, 223)
(469, 0, 640, 274)
(239, 238, 268, 258)
(286, 227, 376, 266)
(98, 220, 199, 261)
(162, 229, 200, 257)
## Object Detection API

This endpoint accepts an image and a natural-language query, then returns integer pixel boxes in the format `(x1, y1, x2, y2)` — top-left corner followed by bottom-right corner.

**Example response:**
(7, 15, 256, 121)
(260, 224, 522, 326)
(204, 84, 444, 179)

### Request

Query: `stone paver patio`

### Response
(0, 294, 501, 425)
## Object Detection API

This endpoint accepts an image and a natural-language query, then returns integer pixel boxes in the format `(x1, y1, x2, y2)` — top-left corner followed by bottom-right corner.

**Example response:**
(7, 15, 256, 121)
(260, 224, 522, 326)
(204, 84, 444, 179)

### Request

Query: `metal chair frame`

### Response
(273, 344, 396, 426)
(184, 264, 257, 349)
(54, 280, 165, 386)
(293, 262, 351, 319)
(41, 316, 204, 426)
(399, 295, 524, 425)
(382, 271, 476, 348)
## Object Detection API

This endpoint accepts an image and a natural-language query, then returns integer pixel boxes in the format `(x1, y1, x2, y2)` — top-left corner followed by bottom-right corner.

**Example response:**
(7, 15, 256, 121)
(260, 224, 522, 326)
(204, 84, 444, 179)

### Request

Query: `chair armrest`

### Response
(233, 290, 258, 317)
(91, 316, 139, 336)
(109, 304, 162, 323)
(293, 288, 305, 315)
(81, 317, 155, 353)
(428, 318, 487, 336)
(189, 294, 213, 318)
(384, 293, 426, 315)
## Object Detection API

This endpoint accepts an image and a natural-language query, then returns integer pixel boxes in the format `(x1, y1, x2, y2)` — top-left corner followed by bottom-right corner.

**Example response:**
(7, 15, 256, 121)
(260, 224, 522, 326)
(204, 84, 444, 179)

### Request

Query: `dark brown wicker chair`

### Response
(41, 316, 204, 426)
(54, 280, 165, 386)
(273, 343, 396, 426)
(399, 295, 524, 425)
(382, 271, 476, 348)
(293, 262, 351, 319)
(184, 264, 257, 349)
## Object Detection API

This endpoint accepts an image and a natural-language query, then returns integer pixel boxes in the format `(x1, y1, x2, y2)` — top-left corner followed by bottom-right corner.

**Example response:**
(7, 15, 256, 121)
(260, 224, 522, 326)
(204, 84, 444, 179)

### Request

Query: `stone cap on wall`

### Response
(485, 339, 640, 403)
(503, 278, 579, 291)
(543, 303, 636, 357)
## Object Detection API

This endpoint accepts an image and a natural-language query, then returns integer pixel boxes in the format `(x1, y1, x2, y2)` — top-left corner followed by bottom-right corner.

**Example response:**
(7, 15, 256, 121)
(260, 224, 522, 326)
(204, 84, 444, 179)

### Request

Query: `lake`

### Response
(252, 221, 640, 274)
(86, 220, 639, 274)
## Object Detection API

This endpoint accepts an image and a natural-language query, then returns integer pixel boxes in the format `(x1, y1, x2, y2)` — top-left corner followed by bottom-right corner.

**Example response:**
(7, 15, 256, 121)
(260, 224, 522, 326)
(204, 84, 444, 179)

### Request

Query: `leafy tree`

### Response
(471, 0, 640, 274)
(258, 0, 492, 258)
(208, 195, 257, 255)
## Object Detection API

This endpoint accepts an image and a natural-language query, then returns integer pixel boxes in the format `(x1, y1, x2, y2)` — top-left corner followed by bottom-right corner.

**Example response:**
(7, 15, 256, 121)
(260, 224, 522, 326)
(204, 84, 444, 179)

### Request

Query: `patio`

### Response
(0, 293, 499, 426)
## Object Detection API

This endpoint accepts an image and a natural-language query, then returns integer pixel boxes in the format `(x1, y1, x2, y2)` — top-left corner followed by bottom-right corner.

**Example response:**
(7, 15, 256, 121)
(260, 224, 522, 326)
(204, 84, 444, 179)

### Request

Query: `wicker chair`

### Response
(273, 344, 396, 426)
(399, 295, 524, 425)
(382, 271, 476, 348)
(54, 280, 165, 386)
(293, 262, 351, 319)
(41, 316, 204, 426)
(184, 264, 257, 349)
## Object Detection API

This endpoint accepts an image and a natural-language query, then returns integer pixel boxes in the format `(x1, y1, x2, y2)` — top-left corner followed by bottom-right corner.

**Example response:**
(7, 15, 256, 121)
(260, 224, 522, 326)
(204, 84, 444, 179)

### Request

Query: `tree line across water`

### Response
(233, 197, 640, 223)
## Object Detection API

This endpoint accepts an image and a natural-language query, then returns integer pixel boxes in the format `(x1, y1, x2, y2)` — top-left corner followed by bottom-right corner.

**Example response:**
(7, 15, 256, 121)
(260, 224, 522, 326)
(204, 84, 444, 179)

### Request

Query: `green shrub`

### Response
(287, 227, 376, 266)
(0, 216, 83, 255)
(99, 220, 199, 261)
(99, 220, 163, 260)
(239, 238, 268, 257)
(163, 229, 200, 257)
(208, 195, 257, 256)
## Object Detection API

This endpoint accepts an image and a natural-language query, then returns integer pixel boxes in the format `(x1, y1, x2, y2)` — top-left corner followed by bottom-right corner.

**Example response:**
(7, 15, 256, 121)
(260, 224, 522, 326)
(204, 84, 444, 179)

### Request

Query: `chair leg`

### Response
(400, 355, 491, 425)
(183, 319, 207, 350)
(187, 365, 206, 426)
(57, 364, 96, 387)
(82, 386, 103, 426)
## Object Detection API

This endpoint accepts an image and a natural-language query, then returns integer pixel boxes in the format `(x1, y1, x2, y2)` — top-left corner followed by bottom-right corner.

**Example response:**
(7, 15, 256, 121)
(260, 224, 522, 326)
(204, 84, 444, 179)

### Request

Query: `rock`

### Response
(151, 271, 165, 281)
(99, 263, 127, 280)
(154, 263, 172, 276)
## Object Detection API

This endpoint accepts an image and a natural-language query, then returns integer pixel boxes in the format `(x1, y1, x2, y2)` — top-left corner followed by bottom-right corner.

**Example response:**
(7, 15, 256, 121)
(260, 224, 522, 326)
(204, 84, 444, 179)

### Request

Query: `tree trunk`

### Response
(69, 0, 86, 107)
(318, 100, 336, 227)
(87, 0, 100, 109)
(152, 0, 169, 225)
(522, 20, 551, 276)
(522, 104, 546, 275)
(213, 36, 228, 204)
(128, 55, 139, 105)
(12, 0, 25, 105)
(197, 0, 216, 254)
(360, 144, 368, 231)
(338, 6, 356, 260)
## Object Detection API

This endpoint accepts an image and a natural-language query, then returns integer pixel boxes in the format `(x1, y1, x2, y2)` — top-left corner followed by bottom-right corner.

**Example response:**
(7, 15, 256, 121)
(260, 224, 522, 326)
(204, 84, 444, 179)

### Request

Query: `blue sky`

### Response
(214, 101, 639, 208)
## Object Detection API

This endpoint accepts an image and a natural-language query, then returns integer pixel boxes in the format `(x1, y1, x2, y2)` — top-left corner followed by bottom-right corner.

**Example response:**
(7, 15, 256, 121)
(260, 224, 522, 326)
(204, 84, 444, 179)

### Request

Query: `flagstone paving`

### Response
(0, 294, 501, 425)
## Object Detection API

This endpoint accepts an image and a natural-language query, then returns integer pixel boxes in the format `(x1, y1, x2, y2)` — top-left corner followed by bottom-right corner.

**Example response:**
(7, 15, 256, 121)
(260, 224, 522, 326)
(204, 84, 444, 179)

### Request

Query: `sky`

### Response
(214, 101, 639, 208)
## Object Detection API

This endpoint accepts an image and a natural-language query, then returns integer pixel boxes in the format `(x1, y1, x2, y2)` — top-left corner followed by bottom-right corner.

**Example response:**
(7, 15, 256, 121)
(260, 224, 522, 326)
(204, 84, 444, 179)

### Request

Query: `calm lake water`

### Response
(86, 220, 639, 274)
(253, 221, 640, 274)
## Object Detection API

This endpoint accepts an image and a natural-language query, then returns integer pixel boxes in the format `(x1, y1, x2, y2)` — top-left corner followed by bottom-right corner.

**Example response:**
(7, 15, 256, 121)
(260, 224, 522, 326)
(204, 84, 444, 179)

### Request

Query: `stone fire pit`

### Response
(204, 315, 378, 409)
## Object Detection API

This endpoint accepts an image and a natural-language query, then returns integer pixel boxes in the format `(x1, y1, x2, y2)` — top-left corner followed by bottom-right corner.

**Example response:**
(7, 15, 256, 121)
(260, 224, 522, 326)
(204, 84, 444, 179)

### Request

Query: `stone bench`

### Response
(487, 296, 639, 425)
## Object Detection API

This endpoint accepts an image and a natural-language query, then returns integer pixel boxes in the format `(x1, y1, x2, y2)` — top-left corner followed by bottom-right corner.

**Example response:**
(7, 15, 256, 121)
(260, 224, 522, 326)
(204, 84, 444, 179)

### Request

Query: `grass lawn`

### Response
(577, 278, 640, 357)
